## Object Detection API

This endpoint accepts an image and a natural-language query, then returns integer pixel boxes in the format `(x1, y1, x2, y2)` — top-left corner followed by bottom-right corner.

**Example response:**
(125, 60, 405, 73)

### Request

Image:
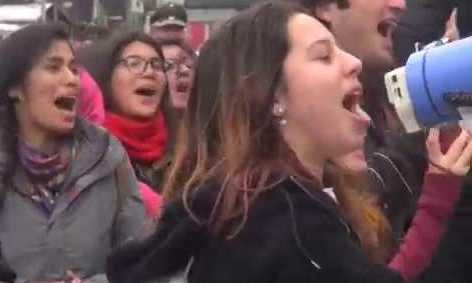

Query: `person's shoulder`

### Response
(252, 178, 339, 215)
(76, 118, 127, 163)
(170, 178, 343, 236)
(240, 178, 345, 238)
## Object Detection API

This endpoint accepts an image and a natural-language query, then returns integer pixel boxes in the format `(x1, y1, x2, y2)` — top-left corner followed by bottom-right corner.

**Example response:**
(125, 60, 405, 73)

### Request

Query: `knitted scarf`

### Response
(104, 112, 168, 165)
(18, 140, 71, 215)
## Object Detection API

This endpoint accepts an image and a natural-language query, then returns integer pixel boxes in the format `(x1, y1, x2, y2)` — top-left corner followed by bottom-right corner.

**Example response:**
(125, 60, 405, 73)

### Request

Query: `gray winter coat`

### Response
(0, 119, 146, 283)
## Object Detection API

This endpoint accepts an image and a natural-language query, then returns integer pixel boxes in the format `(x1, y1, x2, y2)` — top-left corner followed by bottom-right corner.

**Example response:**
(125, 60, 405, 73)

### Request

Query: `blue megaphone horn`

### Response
(385, 36, 472, 133)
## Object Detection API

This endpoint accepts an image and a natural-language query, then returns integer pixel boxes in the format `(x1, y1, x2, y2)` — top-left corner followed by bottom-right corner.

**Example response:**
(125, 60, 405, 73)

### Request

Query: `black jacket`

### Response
(107, 176, 472, 283)
(365, 127, 427, 242)
(361, 71, 428, 243)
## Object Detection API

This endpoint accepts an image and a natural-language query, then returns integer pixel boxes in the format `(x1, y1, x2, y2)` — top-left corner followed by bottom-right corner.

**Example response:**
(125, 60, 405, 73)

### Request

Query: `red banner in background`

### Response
(187, 21, 209, 52)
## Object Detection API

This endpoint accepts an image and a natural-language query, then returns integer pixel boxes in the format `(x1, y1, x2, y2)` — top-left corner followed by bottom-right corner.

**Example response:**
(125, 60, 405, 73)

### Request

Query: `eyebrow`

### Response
(44, 55, 76, 63)
(44, 56, 77, 67)
(307, 38, 333, 51)
(123, 54, 160, 59)
(44, 56, 64, 63)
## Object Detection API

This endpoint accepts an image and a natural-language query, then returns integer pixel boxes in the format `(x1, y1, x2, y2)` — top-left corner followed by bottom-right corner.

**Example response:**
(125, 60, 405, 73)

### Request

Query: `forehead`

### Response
(158, 25, 185, 32)
(162, 44, 185, 58)
(41, 40, 74, 60)
(122, 41, 159, 57)
(151, 27, 185, 40)
(287, 13, 333, 48)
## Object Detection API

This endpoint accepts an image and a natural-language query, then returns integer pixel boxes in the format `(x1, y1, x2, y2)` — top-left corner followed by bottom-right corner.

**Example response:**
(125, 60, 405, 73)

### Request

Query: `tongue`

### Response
(353, 104, 371, 123)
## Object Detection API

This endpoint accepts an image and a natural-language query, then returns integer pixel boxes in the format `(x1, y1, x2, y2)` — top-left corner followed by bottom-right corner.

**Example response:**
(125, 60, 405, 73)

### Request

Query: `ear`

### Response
(313, 2, 338, 25)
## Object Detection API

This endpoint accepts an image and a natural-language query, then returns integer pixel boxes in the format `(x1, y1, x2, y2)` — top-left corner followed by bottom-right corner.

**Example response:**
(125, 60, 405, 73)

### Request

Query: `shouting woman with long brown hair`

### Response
(106, 2, 472, 283)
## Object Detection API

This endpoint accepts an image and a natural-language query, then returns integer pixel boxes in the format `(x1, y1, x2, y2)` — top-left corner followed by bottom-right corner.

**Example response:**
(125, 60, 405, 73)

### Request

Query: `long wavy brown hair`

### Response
(164, 1, 392, 262)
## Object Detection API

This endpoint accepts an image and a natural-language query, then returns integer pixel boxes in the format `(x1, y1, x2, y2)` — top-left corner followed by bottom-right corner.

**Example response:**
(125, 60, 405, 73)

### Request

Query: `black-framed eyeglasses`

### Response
(118, 55, 170, 74)
(166, 59, 194, 73)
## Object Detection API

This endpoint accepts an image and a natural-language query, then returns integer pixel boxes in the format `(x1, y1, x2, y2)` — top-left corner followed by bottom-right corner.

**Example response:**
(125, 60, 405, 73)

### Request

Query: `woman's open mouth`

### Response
(54, 96, 76, 112)
(135, 87, 158, 97)
(176, 81, 190, 93)
(342, 89, 371, 126)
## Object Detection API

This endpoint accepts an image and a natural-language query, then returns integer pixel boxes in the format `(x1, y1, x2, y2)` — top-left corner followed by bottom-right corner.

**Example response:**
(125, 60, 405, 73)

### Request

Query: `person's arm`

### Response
(106, 202, 204, 283)
(0, 244, 15, 283)
(78, 154, 146, 283)
(278, 184, 472, 283)
(389, 128, 472, 279)
(112, 154, 147, 245)
(389, 173, 461, 280)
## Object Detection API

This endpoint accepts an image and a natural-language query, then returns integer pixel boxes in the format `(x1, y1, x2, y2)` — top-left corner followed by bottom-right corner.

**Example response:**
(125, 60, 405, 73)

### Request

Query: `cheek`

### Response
(111, 70, 133, 109)
(157, 73, 168, 92)
(189, 71, 196, 84)
(167, 74, 177, 90)
(24, 79, 55, 111)
(26, 96, 51, 118)
(286, 86, 345, 146)
(287, 79, 337, 118)
(283, 59, 343, 123)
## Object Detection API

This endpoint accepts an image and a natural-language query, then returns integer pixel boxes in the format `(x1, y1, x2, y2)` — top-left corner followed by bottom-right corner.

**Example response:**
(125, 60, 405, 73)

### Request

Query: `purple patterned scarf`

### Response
(18, 140, 71, 215)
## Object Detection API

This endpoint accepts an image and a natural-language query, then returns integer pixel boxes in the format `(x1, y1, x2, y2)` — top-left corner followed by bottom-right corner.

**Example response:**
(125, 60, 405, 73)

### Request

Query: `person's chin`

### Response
(346, 138, 365, 153)
(48, 122, 75, 137)
(171, 98, 188, 111)
(134, 102, 159, 117)
(134, 111, 157, 120)
(172, 92, 188, 105)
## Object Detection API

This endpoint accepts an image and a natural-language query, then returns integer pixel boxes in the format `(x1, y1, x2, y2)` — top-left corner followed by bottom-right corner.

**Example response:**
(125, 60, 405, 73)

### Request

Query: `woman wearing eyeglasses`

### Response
(80, 31, 173, 217)
(158, 38, 196, 113)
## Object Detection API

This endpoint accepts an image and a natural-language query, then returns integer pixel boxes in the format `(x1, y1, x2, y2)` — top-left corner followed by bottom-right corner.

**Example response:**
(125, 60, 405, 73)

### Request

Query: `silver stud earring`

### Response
(273, 103, 287, 126)
(273, 103, 285, 116)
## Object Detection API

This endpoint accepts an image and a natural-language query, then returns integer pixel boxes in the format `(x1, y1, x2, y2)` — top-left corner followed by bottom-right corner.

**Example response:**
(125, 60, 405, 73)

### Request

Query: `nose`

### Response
(177, 65, 191, 77)
(341, 48, 362, 78)
(142, 62, 158, 78)
(64, 67, 80, 88)
(389, 0, 406, 13)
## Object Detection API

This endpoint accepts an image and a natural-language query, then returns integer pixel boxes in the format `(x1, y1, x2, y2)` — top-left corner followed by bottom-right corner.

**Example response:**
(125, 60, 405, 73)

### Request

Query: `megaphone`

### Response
(385, 36, 472, 133)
